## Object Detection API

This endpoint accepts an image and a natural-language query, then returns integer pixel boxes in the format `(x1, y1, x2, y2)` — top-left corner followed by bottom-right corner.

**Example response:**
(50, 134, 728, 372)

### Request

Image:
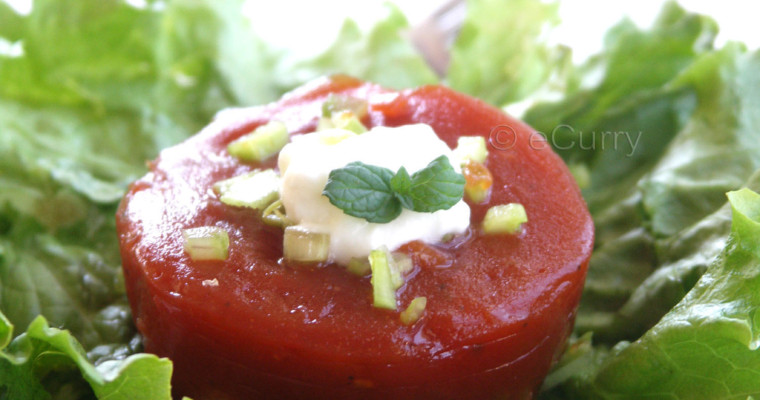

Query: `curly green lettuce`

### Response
(2, 0, 760, 399)
(0, 312, 172, 400)
(529, 3, 760, 399)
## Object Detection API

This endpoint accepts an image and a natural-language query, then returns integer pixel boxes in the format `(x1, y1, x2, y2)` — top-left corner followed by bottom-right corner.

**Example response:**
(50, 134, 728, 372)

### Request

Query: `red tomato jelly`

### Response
(116, 76, 593, 400)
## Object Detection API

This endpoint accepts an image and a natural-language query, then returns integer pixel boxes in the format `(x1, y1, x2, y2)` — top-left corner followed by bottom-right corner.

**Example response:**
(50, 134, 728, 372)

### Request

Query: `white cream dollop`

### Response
(277, 124, 470, 265)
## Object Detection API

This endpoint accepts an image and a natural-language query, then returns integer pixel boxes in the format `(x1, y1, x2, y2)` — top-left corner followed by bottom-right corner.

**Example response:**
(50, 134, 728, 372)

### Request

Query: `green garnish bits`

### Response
(453, 136, 488, 164)
(321, 94, 369, 119)
(347, 257, 372, 276)
(369, 248, 397, 310)
(400, 297, 427, 325)
(318, 94, 369, 134)
(323, 156, 465, 223)
(318, 111, 368, 134)
(282, 226, 330, 263)
(483, 203, 528, 234)
(182, 227, 230, 261)
(227, 120, 289, 162)
(261, 199, 288, 227)
(212, 169, 280, 210)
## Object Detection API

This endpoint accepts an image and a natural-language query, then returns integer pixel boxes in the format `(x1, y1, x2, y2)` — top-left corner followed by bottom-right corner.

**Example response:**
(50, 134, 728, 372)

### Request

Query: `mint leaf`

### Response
(392, 156, 465, 213)
(389, 166, 413, 206)
(323, 162, 401, 223)
(324, 157, 465, 223)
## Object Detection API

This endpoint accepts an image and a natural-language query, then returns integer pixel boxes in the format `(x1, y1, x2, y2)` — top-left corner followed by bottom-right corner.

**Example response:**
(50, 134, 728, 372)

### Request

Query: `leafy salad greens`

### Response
(1, 0, 759, 398)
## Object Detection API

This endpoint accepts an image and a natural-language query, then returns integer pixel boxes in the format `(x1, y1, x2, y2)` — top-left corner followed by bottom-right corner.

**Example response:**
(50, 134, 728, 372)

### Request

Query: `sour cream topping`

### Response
(278, 124, 470, 265)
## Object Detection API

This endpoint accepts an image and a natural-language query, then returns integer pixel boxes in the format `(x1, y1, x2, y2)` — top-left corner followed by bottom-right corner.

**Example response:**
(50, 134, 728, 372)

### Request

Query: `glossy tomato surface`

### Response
(116, 76, 594, 400)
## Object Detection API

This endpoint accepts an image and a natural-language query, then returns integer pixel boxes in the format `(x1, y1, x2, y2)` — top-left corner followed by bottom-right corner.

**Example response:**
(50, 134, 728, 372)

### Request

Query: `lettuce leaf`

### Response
(0, 0, 246, 352)
(570, 44, 760, 346)
(0, 311, 172, 400)
(3, 0, 760, 398)
(448, 0, 573, 106)
(275, 3, 438, 91)
(531, 3, 760, 398)
(554, 188, 760, 399)
(521, 0, 760, 342)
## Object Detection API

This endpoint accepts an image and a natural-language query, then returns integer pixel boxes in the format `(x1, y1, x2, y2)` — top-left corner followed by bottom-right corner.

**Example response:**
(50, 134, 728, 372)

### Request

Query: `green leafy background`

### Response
(1, 0, 759, 399)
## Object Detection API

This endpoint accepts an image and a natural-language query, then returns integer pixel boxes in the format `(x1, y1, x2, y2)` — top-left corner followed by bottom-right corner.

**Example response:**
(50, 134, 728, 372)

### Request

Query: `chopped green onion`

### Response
(392, 252, 413, 273)
(334, 111, 368, 134)
(182, 226, 229, 261)
(316, 128, 358, 145)
(462, 159, 493, 204)
(321, 94, 369, 119)
(227, 120, 289, 162)
(400, 297, 427, 325)
(369, 247, 397, 310)
(350, 251, 411, 282)
(390, 252, 413, 289)
(347, 257, 371, 276)
(316, 116, 335, 132)
(319, 94, 368, 134)
(453, 136, 488, 164)
(465, 183, 490, 204)
(213, 169, 280, 210)
(261, 199, 289, 227)
(482, 203, 528, 234)
(283, 226, 330, 263)
(317, 111, 367, 134)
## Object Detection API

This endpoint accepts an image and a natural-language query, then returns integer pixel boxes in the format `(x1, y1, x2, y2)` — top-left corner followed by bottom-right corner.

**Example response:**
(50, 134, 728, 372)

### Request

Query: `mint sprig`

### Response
(321, 162, 402, 223)
(323, 156, 465, 223)
(391, 157, 468, 212)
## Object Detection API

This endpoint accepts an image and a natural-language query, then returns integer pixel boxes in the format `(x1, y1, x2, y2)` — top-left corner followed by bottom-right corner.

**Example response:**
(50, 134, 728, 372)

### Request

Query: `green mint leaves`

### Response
(322, 162, 402, 223)
(391, 158, 468, 212)
(323, 156, 465, 223)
